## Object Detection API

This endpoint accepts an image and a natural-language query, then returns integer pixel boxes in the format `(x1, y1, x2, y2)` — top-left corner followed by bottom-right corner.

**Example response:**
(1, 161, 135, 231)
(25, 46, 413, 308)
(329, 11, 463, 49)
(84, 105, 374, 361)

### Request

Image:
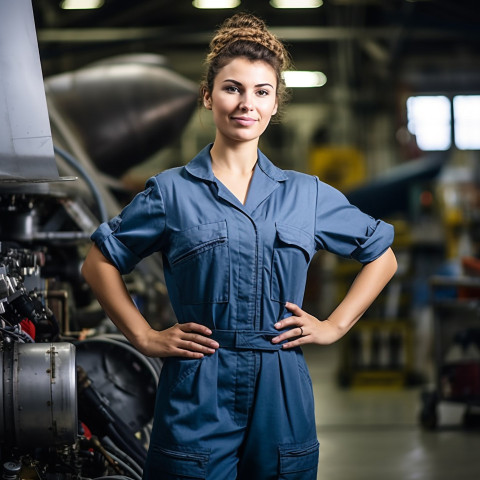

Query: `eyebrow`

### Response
(223, 79, 274, 89)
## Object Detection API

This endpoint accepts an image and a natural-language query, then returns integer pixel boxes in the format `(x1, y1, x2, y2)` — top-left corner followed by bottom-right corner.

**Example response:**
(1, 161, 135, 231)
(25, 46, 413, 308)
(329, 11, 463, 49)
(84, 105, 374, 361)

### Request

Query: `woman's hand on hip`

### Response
(271, 302, 345, 349)
(136, 323, 219, 358)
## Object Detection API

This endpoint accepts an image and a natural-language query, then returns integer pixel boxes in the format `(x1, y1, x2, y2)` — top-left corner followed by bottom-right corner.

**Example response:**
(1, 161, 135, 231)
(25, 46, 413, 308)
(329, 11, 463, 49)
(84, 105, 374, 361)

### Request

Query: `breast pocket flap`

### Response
(276, 223, 314, 262)
(169, 220, 228, 265)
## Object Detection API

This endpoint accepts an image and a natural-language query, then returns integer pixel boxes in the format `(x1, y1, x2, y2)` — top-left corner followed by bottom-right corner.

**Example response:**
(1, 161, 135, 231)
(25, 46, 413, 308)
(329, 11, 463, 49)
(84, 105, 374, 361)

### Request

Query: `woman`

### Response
(82, 13, 397, 480)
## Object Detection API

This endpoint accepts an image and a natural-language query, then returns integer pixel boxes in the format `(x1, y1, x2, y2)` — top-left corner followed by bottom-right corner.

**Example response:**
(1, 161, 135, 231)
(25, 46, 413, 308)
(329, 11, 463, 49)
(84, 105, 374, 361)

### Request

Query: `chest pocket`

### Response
(271, 223, 314, 304)
(168, 220, 229, 305)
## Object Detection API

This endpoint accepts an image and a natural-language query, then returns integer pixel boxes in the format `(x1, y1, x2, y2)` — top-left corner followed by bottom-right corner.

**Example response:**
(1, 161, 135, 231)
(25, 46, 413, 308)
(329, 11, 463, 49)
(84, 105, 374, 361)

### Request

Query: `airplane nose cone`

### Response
(45, 54, 198, 177)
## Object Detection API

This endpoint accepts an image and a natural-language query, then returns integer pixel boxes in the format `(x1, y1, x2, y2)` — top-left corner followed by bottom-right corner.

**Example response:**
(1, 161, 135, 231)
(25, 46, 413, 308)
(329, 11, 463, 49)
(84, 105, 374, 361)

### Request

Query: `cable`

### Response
(102, 437, 143, 476)
(0, 326, 34, 342)
(54, 145, 109, 223)
(17, 328, 35, 343)
(105, 423, 146, 468)
(101, 401, 148, 462)
(77, 369, 147, 468)
(103, 450, 142, 480)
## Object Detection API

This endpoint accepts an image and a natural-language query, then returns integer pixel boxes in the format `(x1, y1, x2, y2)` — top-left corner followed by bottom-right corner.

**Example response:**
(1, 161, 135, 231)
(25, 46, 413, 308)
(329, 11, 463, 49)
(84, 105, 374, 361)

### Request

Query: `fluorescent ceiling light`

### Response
(193, 0, 241, 8)
(283, 71, 327, 88)
(270, 0, 323, 8)
(60, 0, 104, 9)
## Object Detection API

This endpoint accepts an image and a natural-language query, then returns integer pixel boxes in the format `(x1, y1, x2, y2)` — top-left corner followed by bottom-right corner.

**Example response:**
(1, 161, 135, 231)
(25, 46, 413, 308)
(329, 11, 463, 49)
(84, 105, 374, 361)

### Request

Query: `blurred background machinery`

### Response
(0, 0, 197, 477)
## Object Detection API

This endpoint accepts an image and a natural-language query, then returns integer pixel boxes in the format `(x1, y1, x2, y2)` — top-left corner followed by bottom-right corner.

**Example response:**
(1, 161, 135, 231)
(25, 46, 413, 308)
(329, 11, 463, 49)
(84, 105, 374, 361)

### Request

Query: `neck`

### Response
(210, 137, 258, 176)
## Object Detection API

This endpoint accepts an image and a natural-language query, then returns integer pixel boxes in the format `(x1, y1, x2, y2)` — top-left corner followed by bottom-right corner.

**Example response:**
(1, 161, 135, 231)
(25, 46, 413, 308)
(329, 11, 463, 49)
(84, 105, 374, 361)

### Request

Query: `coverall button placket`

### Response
(212, 184, 264, 426)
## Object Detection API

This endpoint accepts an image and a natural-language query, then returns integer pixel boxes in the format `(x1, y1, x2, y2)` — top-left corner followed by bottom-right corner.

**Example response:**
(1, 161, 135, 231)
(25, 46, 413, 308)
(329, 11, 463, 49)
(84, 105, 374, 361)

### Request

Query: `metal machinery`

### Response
(0, 0, 198, 478)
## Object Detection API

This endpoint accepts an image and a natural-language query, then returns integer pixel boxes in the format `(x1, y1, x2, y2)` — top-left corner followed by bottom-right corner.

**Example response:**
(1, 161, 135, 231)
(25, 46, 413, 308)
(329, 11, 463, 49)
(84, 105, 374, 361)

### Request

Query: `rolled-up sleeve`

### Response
(314, 177, 394, 264)
(91, 176, 166, 274)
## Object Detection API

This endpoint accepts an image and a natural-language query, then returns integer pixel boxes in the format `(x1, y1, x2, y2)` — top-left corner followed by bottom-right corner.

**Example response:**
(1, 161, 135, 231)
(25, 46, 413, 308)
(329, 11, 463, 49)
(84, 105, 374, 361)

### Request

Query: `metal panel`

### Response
(0, 0, 60, 181)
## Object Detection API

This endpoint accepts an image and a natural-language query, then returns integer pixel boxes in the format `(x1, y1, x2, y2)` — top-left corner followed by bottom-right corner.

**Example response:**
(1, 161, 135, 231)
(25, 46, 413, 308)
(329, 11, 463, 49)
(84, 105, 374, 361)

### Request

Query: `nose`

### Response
(239, 94, 254, 111)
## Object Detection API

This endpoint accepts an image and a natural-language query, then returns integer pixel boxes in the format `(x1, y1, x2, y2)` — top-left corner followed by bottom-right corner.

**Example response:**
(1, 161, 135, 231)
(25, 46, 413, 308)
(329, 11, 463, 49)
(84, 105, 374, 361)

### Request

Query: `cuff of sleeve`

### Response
(351, 220, 394, 264)
(91, 223, 141, 275)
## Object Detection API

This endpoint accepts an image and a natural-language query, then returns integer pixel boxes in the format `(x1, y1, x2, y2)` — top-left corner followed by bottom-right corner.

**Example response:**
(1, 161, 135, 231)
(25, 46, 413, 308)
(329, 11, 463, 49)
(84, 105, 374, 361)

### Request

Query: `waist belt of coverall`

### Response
(210, 329, 286, 351)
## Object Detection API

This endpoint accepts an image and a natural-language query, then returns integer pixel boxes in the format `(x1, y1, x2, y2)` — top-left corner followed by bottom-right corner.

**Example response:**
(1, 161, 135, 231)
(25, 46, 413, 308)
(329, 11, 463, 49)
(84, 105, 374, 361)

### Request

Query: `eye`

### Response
(224, 85, 240, 93)
(256, 89, 270, 97)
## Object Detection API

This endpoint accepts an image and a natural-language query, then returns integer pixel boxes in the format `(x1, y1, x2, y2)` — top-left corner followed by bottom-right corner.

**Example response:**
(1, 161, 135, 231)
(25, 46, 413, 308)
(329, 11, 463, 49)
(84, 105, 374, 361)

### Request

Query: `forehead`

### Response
(215, 57, 277, 86)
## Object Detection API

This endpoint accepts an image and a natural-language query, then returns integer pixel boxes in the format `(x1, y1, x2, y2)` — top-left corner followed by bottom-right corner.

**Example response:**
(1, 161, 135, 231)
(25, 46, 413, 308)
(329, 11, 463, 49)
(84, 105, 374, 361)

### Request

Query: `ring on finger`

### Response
(299, 326, 304, 337)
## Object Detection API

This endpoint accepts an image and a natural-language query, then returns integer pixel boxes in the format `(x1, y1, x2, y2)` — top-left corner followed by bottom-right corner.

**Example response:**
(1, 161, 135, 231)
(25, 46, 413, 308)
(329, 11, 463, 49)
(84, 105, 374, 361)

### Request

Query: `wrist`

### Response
(128, 325, 156, 353)
(323, 317, 350, 342)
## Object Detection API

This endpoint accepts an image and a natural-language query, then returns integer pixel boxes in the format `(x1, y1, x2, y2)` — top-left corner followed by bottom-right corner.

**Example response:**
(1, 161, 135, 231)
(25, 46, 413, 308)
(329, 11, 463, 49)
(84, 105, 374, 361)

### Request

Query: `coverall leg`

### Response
(143, 339, 319, 479)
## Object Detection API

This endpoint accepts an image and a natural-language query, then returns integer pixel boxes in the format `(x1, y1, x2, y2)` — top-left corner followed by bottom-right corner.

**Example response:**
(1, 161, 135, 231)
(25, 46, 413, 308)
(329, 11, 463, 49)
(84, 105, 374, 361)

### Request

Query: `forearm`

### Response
(327, 247, 397, 336)
(81, 244, 153, 349)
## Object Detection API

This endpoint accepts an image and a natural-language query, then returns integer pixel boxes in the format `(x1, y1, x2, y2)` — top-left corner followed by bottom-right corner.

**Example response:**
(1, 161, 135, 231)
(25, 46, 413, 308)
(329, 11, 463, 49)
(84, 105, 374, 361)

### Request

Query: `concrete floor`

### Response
(303, 343, 480, 480)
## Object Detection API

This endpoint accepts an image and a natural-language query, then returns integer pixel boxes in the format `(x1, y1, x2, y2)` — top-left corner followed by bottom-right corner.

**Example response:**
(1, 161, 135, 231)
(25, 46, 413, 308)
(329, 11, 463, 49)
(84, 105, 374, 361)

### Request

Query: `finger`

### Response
(172, 348, 205, 359)
(281, 337, 305, 349)
(179, 322, 213, 336)
(285, 302, 304, 316)
(178, 339, 218, 355)
(271, 326, 305, 344)
(274, 315, 299, 331)
(183, 332, 219, 350)
(167, 339, 216, 357)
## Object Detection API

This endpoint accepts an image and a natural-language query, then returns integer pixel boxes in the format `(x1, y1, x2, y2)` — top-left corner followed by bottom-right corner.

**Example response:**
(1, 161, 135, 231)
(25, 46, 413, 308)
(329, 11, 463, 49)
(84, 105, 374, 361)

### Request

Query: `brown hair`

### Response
(201, 13, 291, 115)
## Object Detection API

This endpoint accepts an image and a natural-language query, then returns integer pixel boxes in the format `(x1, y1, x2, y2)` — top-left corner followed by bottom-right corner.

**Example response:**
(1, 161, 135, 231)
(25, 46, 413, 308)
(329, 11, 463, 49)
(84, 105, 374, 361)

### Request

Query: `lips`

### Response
(231, 116, 258, 126)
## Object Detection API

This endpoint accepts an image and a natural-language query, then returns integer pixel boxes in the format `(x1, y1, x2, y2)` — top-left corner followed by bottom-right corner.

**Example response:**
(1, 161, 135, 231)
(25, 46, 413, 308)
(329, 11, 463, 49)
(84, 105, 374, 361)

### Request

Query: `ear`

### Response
(203, 90, 212, 110)
(272, 100, 278, 116)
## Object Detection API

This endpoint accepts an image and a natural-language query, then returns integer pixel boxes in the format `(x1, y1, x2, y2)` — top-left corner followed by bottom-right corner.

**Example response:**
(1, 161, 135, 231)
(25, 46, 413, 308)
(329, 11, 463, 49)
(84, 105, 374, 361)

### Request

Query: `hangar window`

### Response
(453, 95, 480, 150)
(406, 96, 451, 151)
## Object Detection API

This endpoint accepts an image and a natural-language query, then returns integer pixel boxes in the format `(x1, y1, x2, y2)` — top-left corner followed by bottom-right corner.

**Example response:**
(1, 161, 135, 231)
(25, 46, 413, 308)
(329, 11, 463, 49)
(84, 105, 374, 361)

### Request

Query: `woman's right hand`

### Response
(82, 245, 219, 360)
(136, 323, 220, 359)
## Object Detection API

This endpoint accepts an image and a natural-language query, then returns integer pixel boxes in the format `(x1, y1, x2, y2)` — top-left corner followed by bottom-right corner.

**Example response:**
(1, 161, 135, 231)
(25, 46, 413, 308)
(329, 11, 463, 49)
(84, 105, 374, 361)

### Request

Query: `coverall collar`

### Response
(185, 144, 288, 213)
(185, 144, 288, 183)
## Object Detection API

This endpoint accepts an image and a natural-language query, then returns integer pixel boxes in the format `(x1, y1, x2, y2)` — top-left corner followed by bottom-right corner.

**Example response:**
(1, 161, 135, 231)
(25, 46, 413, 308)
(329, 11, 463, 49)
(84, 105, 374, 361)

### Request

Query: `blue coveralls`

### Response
(91, 144, 394, 480)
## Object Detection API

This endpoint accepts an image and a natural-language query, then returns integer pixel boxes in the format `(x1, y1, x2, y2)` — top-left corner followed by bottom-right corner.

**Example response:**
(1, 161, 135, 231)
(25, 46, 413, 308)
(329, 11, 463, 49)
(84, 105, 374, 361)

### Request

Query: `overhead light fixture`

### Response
(283, 71, 327, 88)
(60, 0, 104, 9)
(270, 0, 323, 8)
(193, 0, 241, 8)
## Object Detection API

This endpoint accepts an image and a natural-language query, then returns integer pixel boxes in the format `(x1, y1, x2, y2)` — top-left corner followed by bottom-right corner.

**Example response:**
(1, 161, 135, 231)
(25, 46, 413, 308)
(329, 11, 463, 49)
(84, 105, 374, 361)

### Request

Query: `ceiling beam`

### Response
(37, 26, 475, 44)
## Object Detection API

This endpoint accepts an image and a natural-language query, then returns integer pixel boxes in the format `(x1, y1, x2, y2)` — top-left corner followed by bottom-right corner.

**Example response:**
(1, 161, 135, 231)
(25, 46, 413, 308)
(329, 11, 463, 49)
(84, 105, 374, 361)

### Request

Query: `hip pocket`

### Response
(168, 220, 230, 304)
(271, 223, 314, 304)
(296, 351, 313, 388)
(145, 444, 210, 479)
(278, 439, 319, 479)
(163, 357, 203, 396)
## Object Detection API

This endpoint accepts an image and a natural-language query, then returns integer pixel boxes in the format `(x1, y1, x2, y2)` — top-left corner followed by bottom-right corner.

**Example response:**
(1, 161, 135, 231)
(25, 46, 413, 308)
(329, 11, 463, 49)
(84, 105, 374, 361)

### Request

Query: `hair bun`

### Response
(207, 12, 289, 71)
(221, 13, 268, 32)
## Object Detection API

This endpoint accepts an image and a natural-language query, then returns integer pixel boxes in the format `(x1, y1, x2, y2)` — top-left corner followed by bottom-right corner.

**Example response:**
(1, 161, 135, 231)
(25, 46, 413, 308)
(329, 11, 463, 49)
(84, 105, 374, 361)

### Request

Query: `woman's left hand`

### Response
(272, 249, 398, 349)
(271, 302, 345, 349)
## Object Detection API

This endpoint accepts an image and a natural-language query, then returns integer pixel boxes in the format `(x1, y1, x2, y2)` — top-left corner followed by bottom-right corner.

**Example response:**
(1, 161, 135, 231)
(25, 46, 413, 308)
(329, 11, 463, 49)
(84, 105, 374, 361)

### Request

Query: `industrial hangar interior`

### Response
(1, 0, 480, 479)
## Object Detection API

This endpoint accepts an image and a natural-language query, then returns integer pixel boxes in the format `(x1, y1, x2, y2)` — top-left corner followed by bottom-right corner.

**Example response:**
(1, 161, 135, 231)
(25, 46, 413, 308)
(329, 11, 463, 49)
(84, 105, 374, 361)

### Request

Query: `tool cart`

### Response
(420, 275, 480, 429)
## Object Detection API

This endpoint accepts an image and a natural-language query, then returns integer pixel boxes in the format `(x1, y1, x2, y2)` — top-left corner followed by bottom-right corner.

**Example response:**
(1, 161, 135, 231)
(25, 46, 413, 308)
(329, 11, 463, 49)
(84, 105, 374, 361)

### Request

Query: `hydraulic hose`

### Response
(54, 145, 109, 223)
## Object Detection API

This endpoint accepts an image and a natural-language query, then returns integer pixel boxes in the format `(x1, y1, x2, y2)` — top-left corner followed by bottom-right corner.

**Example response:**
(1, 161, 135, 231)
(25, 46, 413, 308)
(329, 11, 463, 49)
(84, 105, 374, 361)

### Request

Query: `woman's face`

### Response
(203, 57, 278, 145)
